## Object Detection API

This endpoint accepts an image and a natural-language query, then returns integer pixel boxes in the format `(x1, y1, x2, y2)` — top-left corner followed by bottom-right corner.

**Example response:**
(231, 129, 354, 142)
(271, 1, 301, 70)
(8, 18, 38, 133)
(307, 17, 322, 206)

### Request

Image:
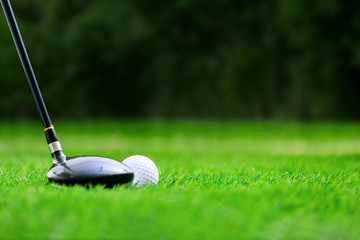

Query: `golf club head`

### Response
(47, 156, 134, 188)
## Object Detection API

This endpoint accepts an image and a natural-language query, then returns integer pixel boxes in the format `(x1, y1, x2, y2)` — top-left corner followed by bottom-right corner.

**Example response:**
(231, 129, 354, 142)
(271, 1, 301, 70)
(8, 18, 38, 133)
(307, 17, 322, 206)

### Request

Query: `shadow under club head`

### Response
(47, 156, 134, 188)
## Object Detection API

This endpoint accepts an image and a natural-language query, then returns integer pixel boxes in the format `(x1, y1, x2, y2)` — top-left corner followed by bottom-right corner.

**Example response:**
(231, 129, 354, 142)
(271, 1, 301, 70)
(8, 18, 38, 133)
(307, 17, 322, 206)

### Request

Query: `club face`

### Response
(47, 156, 134, 188)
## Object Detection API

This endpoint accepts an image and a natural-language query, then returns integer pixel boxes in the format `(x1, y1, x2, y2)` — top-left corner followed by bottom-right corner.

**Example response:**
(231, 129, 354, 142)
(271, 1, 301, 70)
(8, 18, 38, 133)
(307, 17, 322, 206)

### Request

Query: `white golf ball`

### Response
(123, 155, 159, 187)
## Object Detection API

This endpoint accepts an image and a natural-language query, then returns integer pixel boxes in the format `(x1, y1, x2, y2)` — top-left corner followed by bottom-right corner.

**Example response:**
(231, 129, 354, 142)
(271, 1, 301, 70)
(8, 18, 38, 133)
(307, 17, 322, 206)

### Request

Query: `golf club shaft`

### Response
(1, 0, 51, 128)
(1, 0, 65, 162)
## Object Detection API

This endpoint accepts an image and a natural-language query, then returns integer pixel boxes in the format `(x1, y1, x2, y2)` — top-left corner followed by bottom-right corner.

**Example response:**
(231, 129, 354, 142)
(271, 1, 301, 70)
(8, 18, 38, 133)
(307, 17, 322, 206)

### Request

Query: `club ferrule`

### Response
(44, 126, 59, 144)
(44, 126, 63, 155)
(48, 141, 62, 154)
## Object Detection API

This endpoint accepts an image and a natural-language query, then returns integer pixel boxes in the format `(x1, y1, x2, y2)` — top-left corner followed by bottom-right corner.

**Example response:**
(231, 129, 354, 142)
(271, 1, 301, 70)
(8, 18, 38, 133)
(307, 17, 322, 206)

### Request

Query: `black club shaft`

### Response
(1, 0, 52, 128)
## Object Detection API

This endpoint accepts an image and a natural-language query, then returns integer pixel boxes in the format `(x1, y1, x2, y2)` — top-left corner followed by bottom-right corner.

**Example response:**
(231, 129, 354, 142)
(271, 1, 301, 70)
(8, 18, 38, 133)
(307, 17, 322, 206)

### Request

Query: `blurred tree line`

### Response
(0, 0, 359, 120)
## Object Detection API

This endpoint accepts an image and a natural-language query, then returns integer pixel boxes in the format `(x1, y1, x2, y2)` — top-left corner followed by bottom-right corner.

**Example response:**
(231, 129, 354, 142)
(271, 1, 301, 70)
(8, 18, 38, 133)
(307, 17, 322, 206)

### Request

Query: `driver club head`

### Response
(47, 156, 134, 188)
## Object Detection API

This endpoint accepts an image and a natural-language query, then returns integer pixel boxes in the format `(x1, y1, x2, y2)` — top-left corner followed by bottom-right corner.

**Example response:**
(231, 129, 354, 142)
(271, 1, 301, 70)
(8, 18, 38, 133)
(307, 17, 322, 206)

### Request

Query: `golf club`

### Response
(0, 0, 134, 187)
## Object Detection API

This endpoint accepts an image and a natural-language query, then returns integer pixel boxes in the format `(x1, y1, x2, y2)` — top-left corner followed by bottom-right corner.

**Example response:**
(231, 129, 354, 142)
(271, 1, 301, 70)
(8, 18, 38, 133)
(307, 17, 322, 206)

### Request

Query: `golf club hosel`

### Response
(44, 126, 66, 164)
(51, 150, 66, 164)
(44, 126, 59, 145)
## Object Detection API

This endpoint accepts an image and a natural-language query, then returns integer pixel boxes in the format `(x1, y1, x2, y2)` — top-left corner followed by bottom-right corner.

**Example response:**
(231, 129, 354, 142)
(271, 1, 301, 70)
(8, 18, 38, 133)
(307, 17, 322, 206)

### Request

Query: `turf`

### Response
(0, 120, 359, 239)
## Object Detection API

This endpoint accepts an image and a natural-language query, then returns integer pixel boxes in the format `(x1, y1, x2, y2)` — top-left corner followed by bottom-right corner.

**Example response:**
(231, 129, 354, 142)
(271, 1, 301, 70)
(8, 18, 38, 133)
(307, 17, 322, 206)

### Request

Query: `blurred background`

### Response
(0, 0, 359, 120)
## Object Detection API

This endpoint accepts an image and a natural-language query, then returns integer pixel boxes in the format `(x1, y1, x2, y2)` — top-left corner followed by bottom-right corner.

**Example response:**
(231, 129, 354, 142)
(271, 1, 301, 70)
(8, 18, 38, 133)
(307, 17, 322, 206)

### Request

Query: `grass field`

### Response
(0, 120, 359, 239)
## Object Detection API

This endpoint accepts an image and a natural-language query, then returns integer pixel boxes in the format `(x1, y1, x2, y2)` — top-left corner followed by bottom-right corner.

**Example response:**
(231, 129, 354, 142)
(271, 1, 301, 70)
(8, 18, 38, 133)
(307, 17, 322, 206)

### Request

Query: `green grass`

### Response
(0, 120, 360, 239)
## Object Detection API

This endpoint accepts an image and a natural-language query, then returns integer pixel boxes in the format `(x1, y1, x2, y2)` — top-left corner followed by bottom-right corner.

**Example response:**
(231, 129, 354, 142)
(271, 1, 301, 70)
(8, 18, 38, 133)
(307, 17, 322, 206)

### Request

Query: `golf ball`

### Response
(123, 155, 159, 187)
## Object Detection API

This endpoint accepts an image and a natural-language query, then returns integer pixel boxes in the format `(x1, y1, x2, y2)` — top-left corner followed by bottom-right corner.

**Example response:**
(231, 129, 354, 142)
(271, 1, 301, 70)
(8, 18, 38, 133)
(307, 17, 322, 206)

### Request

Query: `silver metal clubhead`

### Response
(47, 156, 134, 187)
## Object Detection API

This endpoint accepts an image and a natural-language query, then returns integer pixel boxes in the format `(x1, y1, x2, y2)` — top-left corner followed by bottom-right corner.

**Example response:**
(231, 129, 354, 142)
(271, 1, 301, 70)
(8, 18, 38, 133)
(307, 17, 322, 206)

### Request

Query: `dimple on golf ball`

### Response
(123, 155, 159, 187)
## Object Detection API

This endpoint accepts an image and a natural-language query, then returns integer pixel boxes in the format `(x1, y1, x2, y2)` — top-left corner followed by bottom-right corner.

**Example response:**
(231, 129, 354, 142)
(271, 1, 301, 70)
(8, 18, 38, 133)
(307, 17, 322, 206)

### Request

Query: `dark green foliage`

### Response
(0, 0, 360, 119)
